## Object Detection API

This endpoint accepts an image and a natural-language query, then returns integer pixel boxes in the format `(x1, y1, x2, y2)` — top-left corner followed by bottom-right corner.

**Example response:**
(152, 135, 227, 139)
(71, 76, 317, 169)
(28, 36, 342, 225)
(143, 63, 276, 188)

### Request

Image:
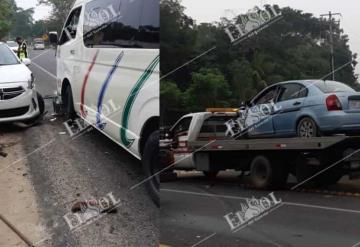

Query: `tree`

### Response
(184, 68, 232, 111)
(38, 0, 75, 32)
(160, 1, 359, 125)
(11, 8, 34, 39)
(0, 0, 16, 40)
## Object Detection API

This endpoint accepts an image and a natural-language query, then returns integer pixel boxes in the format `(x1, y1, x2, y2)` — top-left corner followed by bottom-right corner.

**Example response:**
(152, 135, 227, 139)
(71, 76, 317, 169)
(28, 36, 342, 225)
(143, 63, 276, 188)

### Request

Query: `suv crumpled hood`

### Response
(0, 64, 31, 84)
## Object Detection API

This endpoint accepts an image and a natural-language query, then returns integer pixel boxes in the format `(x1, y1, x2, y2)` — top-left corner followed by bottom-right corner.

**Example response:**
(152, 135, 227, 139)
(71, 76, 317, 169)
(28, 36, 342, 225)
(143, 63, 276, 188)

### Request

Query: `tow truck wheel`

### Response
(317, 171, 343, 186)
(296, 163, 342, 187)
(250, 155, 288, 189)
(203, 171, 219, 179)
(64, 86, 76, 120)
(143, 131, 160, 207)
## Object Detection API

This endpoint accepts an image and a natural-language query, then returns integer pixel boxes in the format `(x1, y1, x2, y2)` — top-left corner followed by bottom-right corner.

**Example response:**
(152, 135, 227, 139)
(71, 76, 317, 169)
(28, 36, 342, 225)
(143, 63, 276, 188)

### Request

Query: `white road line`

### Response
(31, 61, 57, 79)
(190, 233, 217, 247)
(30, 49, 51, 61)
(161, 188, 360, 214)
(352, 241, 360, 247)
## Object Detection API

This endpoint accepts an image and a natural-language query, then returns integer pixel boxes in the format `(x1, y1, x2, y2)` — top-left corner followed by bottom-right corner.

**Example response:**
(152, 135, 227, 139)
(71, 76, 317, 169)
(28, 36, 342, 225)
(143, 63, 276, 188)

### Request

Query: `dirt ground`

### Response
(0, 129, 47, 247)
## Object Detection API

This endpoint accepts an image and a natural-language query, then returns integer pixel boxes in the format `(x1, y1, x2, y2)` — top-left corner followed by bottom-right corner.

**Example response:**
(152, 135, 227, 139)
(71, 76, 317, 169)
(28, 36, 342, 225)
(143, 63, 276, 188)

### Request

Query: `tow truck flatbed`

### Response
(189, 136, 359, 152)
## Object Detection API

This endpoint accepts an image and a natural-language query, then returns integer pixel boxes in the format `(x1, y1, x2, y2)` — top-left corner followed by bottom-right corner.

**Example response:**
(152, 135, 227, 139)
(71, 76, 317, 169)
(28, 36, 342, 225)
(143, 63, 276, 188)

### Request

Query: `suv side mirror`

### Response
(22, 58, 31, 66)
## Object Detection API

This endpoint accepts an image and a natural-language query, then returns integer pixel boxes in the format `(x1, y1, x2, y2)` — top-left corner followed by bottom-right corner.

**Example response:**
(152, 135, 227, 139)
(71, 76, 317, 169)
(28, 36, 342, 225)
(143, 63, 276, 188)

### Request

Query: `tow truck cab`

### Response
(168, 109, 237, 170)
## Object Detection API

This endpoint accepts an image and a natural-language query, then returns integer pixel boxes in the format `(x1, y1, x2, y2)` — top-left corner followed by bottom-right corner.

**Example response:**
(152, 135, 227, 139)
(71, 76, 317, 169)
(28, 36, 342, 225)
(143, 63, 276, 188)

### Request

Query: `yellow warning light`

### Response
(206, 108, 239, 113)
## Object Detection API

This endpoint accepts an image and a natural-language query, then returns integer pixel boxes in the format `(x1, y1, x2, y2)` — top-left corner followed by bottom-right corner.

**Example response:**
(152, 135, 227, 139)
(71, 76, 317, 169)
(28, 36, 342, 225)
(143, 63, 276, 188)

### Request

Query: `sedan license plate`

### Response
(349, 100, 360, 109)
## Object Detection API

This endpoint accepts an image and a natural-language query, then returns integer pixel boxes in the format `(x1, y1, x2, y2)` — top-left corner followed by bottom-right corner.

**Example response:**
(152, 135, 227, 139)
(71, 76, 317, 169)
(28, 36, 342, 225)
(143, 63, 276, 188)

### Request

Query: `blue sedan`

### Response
(242, 80, 360, 138)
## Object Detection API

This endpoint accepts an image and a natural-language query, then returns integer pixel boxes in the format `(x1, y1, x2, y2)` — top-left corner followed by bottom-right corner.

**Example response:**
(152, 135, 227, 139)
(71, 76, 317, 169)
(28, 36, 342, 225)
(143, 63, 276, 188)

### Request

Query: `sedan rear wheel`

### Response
(297, 117, 318, 138)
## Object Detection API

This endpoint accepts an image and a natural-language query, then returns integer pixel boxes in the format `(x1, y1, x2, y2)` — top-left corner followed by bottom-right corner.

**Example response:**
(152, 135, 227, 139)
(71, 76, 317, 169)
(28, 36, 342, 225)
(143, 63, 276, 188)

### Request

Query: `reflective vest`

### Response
(18, 41, 28, 60)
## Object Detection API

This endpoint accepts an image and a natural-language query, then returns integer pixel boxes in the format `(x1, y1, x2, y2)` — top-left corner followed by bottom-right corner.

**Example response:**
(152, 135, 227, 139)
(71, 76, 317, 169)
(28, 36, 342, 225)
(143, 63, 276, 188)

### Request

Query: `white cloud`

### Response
(15, 0, 52, 21)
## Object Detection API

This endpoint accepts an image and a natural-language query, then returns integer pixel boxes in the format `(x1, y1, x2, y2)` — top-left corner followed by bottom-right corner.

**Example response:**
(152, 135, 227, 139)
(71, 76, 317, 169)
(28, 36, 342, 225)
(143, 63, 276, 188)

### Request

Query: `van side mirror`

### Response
(49, 32, 58, 46)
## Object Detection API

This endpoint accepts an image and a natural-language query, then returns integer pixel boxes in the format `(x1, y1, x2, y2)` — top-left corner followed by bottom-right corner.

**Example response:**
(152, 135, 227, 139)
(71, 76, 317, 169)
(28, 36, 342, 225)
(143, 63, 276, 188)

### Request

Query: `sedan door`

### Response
(273, 83, 308, 136)
(246, 86, 279, 137)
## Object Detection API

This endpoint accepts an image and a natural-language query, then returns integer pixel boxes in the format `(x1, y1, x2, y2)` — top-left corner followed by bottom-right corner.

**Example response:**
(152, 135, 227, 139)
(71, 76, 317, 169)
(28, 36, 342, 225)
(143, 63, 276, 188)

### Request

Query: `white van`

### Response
(54, 0, 160, 205)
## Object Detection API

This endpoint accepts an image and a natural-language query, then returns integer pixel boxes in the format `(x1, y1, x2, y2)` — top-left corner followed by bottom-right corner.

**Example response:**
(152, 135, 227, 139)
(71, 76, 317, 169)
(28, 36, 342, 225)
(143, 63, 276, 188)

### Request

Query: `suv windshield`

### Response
(0, 44, 19, 65)
(314, 81, 355, 93)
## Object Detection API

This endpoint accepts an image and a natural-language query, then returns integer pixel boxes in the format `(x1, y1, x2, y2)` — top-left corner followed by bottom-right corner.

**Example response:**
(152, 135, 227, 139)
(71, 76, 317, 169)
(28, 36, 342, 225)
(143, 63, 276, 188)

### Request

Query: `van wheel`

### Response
(143, 131, 160, 207)
(297, 117, 319, 138)
(203, 171, 219, 179)
(250, 155, 288, 189)
(64, 86, 76, 120)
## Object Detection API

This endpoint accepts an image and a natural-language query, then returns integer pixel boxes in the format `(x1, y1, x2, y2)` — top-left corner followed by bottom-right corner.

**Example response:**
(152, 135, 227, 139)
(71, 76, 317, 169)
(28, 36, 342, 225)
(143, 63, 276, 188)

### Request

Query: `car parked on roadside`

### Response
(0, 42, 44, 124)
(33, 39, 45, 50)
(238, 80, 360, 138)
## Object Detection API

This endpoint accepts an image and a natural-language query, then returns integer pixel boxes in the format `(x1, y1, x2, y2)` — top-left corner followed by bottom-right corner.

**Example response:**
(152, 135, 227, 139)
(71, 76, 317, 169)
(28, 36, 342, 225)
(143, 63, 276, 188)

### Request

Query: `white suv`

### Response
(55, 0, 160, 205)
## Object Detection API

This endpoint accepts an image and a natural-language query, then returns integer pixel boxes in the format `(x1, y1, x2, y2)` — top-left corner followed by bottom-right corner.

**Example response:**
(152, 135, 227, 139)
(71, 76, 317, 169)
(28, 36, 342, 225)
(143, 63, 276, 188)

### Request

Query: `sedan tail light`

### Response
(326, 94, 342, 111)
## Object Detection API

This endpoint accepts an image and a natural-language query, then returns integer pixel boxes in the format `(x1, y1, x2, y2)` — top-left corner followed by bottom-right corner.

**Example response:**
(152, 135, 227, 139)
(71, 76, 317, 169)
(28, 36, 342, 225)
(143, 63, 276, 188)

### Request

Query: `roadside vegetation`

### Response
(160, 0, 359, 124)
(0, 0, 74, 41)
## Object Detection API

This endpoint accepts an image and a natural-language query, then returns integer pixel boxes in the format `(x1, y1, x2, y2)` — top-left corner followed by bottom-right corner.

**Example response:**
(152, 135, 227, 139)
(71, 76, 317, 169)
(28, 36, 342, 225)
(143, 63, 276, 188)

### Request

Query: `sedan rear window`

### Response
(0, 44, 19, 65)
(314, 81, 355, 93)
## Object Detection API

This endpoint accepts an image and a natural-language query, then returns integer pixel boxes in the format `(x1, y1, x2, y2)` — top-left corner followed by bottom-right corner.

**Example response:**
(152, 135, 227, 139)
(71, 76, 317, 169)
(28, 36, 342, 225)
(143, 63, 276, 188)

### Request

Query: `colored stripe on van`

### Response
(80, 50, 100, 118)
(120, 55, 160, 147)
(96, 51, 125, 129)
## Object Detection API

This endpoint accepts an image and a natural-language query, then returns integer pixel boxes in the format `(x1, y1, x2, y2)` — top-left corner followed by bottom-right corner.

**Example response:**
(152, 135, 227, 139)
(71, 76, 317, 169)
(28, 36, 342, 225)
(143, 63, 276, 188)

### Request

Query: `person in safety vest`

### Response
(16, 37, 28, 60)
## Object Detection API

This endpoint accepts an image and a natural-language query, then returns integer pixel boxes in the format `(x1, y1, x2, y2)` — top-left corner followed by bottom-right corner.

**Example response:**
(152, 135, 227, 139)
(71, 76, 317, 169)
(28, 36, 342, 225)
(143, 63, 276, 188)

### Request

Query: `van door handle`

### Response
(293, 101, 301, 106)
(70, 50, 76, 55)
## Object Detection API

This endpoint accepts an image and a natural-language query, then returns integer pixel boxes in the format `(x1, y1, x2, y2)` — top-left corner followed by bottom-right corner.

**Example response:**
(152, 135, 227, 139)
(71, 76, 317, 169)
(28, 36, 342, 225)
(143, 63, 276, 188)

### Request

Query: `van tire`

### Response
(143, 131, 160, 207)
(64, 85, 76, 120)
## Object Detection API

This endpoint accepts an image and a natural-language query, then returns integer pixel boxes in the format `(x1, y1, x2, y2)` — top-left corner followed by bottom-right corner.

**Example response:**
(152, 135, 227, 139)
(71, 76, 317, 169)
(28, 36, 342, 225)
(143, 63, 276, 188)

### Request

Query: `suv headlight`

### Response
(28, 74, 35, 89)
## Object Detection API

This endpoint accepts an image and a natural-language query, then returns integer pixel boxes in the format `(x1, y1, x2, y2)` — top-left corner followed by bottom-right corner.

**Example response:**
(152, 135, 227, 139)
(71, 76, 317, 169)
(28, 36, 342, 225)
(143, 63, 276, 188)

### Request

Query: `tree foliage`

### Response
(11, 8, 34, 39)
(0, 0, 16, 39)
(39, 0, 75, 31)
(160, 0, 359, 124)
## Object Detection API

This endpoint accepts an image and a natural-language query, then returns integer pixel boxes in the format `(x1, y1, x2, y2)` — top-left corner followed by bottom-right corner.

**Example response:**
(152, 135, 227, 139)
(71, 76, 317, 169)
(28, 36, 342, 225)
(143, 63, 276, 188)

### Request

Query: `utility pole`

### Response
(320, 11, 341, 80)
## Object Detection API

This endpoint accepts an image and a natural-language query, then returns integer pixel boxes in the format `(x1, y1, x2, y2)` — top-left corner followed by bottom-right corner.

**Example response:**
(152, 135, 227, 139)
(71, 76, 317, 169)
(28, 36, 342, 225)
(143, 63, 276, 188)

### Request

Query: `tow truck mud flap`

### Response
(344, 148, 360, 179)
(194, 152, 211, 171)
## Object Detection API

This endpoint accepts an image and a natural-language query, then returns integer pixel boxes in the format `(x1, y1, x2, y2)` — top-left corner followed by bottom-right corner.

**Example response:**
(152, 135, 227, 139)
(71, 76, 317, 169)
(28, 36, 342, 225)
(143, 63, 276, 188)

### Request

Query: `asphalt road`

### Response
(161, 171, 360, 247)
(1, 49, 159, 247)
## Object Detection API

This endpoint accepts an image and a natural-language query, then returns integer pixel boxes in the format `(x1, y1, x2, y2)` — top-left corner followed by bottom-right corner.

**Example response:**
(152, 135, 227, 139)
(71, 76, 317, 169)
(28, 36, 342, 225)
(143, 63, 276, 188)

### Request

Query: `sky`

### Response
(181, 0, 360, 75)
(15, 0, 52, 21)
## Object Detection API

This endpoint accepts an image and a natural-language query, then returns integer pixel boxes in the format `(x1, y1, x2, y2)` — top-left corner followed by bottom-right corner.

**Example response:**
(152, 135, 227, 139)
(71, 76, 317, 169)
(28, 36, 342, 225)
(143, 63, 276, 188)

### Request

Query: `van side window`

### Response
(83, 0, 159, 49)
(59, 7, 82, 45)
(137, 0, 159, 48)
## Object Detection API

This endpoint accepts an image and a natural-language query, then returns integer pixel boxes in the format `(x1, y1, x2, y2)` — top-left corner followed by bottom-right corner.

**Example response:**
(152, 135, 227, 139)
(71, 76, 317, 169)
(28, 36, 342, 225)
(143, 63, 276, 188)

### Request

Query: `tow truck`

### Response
(165, 108, 360, 189)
